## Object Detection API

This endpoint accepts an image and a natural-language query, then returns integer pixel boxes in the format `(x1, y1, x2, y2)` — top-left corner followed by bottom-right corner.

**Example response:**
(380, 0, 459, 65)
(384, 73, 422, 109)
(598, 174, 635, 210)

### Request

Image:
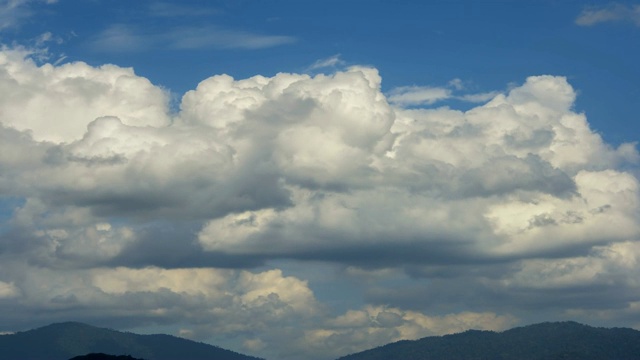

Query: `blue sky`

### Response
(4, 0, 639, 143)
(0, 1, 640, 360)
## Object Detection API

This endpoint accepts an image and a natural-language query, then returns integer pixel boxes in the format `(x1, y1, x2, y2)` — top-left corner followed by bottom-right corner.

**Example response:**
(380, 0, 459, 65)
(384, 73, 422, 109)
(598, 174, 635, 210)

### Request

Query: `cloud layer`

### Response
(0, 48, 639, 359)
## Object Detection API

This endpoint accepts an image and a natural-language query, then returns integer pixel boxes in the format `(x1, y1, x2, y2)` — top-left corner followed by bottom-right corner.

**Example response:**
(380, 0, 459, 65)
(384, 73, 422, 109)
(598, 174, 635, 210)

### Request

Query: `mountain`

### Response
(69, 355, 144, 360)
(0, 322, 264, 360)
(336, 321, 640, 360)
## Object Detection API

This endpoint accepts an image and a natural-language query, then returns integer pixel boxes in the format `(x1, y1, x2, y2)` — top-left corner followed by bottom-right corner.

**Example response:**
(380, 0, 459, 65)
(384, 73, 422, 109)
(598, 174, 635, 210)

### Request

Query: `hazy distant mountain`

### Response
(336, 321, 640, 360)
(0, 322, 263, 360)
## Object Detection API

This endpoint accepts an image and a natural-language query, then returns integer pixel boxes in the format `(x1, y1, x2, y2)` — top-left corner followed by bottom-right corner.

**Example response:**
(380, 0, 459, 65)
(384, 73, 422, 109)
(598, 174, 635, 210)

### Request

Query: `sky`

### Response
(0, 1, 639, 359)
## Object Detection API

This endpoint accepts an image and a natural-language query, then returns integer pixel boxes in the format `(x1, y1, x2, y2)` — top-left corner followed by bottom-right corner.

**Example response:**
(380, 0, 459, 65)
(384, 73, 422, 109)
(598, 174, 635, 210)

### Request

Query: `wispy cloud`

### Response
(0, 0, 55, 31)
(148, 2, 219, 18)
(387, 78, 500, 106)
(459, 91, 501, 103)
(388, 85, 452, 106)
(90, 24, 146, 52)
(0, 0, 25, 30)
(90, 24, 296, 52)
(575, 3, 640, 27)
(307, 54, 345, 71)
(170, 26, 296, 50)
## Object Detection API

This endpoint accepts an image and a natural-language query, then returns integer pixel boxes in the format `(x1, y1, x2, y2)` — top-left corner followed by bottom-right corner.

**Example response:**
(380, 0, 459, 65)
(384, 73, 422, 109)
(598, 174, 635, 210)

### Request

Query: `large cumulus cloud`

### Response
(1, 48, 639, 359)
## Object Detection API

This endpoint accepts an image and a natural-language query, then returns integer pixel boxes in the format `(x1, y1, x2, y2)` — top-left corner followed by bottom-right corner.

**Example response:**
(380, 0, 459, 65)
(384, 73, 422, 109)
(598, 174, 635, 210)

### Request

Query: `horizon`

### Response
(1, 1, 640, 360)
(2, 319, 638, 359)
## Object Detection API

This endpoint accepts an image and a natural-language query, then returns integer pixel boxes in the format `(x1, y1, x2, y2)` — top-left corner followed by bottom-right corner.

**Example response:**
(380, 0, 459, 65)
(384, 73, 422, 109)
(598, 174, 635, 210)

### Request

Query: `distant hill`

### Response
(69, 354, 144, 360)
(336, 321, 640, 360)
(0, 322, 264, 360)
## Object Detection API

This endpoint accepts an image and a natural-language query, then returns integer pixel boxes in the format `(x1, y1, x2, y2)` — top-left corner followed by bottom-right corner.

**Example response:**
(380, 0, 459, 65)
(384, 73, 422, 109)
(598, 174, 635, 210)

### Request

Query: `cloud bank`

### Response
(0, 47, 639, 359)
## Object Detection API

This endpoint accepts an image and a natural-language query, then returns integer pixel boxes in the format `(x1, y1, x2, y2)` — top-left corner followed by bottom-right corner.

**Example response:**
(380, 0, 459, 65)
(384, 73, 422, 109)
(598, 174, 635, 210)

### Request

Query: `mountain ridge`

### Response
(0, 322, 263, 360)
(336, 321, 640, 360)
(2, 321, 640, 360)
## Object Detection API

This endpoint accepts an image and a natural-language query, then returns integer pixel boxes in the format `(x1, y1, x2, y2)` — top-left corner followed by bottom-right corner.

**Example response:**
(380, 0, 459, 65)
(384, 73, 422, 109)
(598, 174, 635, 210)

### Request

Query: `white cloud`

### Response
(298, 306, 517, 359)
(504, 241, 640, 290)
(387, 79, 501, 106)
(0, 48, 639, 359)
(576, 3, 640, 27)
(0, 48, 171, 143)
(0, 261, 519, 360)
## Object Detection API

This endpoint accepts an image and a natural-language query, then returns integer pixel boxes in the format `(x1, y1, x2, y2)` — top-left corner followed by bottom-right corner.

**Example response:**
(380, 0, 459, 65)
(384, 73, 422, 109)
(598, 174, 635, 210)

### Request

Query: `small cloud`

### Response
(91, 24, 147, 52)
(90, 24, 295, 52)
(388, 85, 451, 106)
(243, 338, 266, 351)
(307, 54, 345, 71)
(34, 31, 63, 46)
(0, 281, 20, 299)
(448, 78, 464, 90)
(458, 91, 501, 103)
(169, 27, 296, 50)
(388, 79, 500, 107)
(0, 0, 57, 31)
(6, 32, 66, 64)
(92, 24, 296, 52)
(148, 2, 219, 18)
(575, 3, 640, 27)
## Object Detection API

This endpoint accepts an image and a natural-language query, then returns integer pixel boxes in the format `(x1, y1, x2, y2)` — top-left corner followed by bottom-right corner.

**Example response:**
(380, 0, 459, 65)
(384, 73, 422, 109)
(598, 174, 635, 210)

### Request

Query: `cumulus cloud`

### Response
(0, 48, 639, 359)
(292, 307, 516, 359)
(576, 3, 640, 27)
(0, 48, 171, 142)
(0, 262, 514, 360)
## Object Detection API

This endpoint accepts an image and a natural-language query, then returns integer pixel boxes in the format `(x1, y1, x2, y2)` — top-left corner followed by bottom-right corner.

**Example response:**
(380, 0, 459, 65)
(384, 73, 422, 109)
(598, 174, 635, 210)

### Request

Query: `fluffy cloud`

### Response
(0, 48, 171, 143)
(0, 48, 639, 359)
(0, 261, 514, 360)
(196, 74, 639, 265)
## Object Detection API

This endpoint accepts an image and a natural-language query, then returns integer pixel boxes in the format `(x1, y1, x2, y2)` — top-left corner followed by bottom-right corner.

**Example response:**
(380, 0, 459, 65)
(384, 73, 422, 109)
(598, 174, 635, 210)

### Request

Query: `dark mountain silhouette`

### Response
(69, 354, 144, 360)
(336, 321, 640, 360)
(0, 322, 263, 360)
